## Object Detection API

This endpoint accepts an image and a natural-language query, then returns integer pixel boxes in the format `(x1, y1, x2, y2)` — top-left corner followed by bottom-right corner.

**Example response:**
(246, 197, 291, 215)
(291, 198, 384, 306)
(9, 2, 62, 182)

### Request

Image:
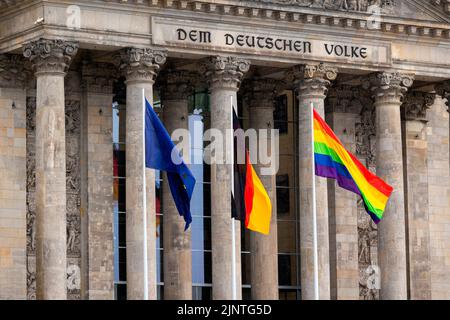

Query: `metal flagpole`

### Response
(231, 95, 237, 300)
(311, 102, 319, 300)
(143, 88, 149, 300)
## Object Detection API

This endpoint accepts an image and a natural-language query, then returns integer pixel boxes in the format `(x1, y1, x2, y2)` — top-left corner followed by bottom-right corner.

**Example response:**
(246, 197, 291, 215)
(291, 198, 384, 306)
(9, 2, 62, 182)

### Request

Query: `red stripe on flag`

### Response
(244, 150, 254, 228)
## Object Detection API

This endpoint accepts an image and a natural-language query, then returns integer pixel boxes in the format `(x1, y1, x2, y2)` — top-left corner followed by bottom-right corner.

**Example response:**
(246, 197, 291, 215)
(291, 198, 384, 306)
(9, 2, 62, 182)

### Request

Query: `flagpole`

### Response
(230, 95, 237, 300)
(143, 88, 149, 300)
(311, 102, 319, 300)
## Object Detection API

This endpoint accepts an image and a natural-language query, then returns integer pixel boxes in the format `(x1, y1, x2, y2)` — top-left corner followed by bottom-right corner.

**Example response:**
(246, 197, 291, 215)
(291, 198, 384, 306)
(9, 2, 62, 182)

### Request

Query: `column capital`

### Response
(401, 91, 435, 122)
(0, 54, 28, 88)
(201, 56, 250, 91)
(286, 63, 338, 98)
(158, 70, 197, 101)
(117, 47, 167, 84)
(362, 72, 414, 105)
(435, 80, 450, 111)
(81, 62, 116, 94)
(23, 38, 79, 75)
(326, 84, 370, 115)
(241, 78, 285, 110)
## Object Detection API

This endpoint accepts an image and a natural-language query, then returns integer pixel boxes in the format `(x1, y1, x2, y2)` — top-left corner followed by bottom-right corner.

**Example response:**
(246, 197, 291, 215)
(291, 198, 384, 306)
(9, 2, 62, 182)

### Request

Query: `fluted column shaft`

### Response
(23, 39, 79, 300)
(160, 71, 195, 300)
(119, 48, 166, 300)
(287, 63, 337, 300)
(203, 56, 250, 300)
(244, 79, 279, 300)
(365, 72, 414, 300)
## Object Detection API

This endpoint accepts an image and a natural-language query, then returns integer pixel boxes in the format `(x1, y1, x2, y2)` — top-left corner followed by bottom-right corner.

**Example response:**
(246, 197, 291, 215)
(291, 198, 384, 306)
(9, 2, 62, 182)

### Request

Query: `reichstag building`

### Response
(0, 0, 449, 300)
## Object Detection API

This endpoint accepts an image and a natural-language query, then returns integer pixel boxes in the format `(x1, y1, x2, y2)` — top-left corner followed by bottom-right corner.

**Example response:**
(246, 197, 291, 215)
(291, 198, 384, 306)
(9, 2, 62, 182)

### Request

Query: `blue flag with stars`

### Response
(145, 98, 196, 230)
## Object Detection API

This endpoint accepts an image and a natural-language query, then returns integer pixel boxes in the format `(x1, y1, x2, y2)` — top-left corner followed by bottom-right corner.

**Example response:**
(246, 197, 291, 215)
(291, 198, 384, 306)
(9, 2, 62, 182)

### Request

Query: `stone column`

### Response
(364, 72, 414, 300)
(159, 70, 196, 300)
(118, 48, 166, 300)
(203, 56, 250, 300)
(22, 39, 79, 300)
(243, 79, 279, 300)
(0, 54, 27, 299)
(401, 92, 435, 300)
(429, 83, 450, 299)
(325, 85, 361, 300)
(81, 62, 116, 299)
(287, 63, 337, 300)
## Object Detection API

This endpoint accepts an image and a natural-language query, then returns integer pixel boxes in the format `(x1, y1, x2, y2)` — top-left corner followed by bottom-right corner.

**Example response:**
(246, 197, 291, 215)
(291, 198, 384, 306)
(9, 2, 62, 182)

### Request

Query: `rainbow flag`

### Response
(313, 109, 393, 223)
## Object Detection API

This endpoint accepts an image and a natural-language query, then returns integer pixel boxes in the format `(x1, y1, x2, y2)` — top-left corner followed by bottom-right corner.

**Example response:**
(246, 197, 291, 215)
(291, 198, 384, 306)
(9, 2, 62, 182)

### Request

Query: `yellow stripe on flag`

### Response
(246, 165, 272, 235)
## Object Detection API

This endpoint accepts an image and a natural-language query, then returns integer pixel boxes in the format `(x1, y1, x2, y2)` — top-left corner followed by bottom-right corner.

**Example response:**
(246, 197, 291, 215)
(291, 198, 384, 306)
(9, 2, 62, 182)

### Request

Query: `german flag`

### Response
(231, 109, 272, 235)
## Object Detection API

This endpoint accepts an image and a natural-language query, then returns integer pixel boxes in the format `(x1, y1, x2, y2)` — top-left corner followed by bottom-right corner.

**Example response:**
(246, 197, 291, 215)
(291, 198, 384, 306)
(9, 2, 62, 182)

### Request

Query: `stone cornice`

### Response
(93, 0, 450, 39)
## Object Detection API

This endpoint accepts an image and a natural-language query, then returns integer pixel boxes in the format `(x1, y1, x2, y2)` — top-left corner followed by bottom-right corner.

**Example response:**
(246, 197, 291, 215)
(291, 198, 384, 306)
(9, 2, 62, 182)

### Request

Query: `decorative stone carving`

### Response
(26, 97, 36, 300)
(402, 91, 436, 122)
(355, 104, 376, 166)
(117, 47, 167, 83)
(26, 97, 82, 300)
(286, 63, 338, 97)
(430, 0, 450, 15)
(0, 54, 28, 88)
(201, 56, 250, 90)
(23, 39, 79, 74)
(82, 62, 116, 94)
(250, 0, 395, 13)
(158, 70, 197, 101)
(326, 85, 369, 114)
(362, 72, 414, 104)
(358, 198, 380, 300)
(67, 264, 81, 291)
(435, 80, 450, 111)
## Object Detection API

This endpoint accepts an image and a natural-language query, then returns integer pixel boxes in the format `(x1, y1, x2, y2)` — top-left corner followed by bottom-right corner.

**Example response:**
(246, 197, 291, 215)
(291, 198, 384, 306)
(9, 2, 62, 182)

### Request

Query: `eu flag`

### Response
(145, 98, 196, 230)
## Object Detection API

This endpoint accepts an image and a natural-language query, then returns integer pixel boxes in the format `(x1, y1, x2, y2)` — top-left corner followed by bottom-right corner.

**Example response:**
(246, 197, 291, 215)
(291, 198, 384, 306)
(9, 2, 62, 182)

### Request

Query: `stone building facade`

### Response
(0, 0, 449, 300)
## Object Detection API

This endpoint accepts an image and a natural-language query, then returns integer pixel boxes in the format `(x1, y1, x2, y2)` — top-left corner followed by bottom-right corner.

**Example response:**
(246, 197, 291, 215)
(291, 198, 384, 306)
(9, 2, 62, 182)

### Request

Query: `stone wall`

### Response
(0, 87, 27, 299)
(427, 96, 450, 299)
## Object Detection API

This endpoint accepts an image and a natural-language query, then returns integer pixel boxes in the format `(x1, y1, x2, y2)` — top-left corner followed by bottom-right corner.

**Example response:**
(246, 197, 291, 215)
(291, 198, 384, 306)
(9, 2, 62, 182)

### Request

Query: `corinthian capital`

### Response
(118, 47, 167, 84)
(435, 80, 450, 111)
(201, 56, 250, 91)
(159, 70, 197, 101)
(286, 63, 338, 98)
(81, 62, 117, 94)
(23, 39, 78, 75)
(402, 91, 436, 122)
(326, 85, 371, 115)
(241, 78, 285, 110)
(0, 54, 28, 88)
(363, 72, 414, 105)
